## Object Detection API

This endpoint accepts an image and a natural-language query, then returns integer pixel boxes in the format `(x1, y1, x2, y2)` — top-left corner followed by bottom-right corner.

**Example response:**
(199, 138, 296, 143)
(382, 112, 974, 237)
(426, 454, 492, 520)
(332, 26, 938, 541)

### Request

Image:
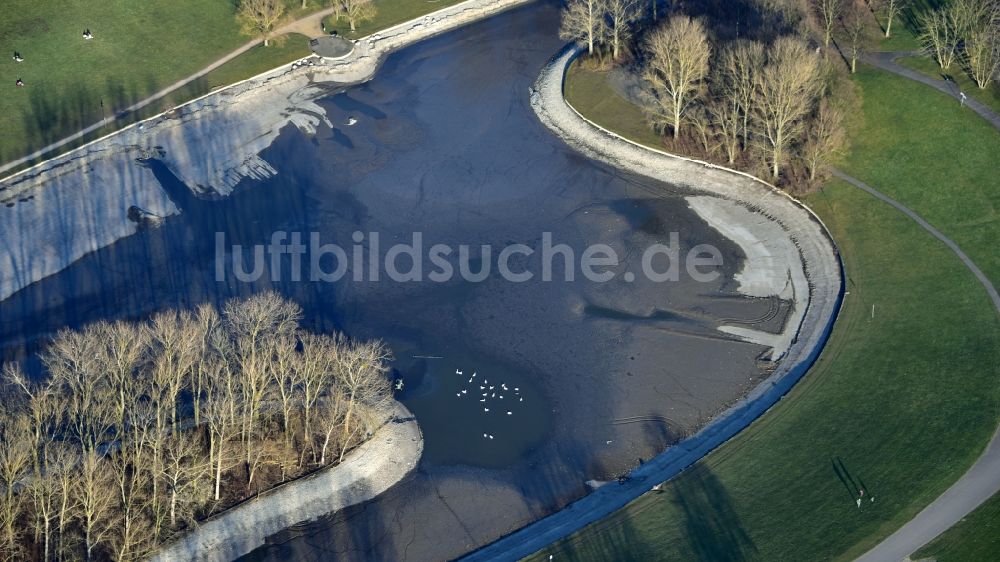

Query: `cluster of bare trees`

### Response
(560, 0, 647, 61)
(238, 0, 378, 46)
(331, 0, 378, 33)
(637, 15, 845, 183)
(919, 0, 1000, 89)
(0, 293, 394, 561)
(238, 0, 287, 47)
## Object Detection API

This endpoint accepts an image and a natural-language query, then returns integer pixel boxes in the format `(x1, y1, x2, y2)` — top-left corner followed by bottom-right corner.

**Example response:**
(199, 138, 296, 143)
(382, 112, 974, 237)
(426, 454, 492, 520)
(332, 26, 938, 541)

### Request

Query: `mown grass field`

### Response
(895, 55, 1000, 114)
(0, 0, 251, 166)
(0, 0, 456, 172)
(527, 57, 1000, 561)
(842, 64, 1000, 286)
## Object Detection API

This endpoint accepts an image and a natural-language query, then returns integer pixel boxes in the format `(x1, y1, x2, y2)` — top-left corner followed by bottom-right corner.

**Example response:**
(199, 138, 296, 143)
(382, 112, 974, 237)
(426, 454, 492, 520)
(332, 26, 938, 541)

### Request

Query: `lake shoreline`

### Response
(150, 403, 423, 562)
(0, 0, 536, 304)
(458, 43, 844, 561)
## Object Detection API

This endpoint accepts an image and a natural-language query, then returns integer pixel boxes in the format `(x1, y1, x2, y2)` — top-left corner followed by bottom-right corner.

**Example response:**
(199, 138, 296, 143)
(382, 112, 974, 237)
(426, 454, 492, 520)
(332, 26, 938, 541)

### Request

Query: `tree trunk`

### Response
(885, 18, 892, 38)
(43, 517, 50, 562)
(320, 428, 335, 466)
(214, 456, 222, 501)
(673, 104, 681, 139)
(851, 57, 857, 74)
(170, 488, 177, 527)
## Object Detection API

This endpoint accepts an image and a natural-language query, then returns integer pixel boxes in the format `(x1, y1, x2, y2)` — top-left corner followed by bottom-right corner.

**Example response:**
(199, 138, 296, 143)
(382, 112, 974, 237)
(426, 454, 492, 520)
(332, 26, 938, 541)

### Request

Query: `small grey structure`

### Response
(309, 35, 354, 59)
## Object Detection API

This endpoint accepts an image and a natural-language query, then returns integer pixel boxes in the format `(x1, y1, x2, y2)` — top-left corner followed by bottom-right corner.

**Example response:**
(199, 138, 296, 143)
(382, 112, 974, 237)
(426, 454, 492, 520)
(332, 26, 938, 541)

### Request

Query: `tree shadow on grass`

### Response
(672, 465, 758, 561)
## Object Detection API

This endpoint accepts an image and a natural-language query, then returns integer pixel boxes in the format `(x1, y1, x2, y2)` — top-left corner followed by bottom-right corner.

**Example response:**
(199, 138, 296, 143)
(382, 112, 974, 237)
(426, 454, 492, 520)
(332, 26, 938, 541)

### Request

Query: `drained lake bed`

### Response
(0, 3, 792, 560)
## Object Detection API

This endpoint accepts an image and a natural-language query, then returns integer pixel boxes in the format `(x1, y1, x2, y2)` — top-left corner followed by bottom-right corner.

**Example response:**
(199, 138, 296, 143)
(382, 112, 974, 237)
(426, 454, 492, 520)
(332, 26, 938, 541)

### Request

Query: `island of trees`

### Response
(0, 292, 395, 561)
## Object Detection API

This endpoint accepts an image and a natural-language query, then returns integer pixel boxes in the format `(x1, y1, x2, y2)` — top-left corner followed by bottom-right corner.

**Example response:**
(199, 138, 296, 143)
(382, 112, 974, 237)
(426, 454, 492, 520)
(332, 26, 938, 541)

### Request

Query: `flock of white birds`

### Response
(453, 369, 524, 439)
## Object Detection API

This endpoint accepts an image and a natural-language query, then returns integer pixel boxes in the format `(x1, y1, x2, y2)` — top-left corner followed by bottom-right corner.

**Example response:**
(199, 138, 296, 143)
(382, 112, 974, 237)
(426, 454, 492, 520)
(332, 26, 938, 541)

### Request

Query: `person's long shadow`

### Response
(832, 456, 872, 503)
(832, 456, 859, 502)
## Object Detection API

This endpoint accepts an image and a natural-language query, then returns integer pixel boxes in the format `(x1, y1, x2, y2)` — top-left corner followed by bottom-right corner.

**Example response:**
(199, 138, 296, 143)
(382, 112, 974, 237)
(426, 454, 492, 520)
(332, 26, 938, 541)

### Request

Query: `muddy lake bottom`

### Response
(0, 4, 783, 560)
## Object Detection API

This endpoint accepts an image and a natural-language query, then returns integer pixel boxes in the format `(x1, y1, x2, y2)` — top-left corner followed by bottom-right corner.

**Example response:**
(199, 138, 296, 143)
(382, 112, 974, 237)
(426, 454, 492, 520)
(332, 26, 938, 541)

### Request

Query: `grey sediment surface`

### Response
(0, 0, 535, 303)
(460, 44, 844, 561)
(150, 403, 423, 562)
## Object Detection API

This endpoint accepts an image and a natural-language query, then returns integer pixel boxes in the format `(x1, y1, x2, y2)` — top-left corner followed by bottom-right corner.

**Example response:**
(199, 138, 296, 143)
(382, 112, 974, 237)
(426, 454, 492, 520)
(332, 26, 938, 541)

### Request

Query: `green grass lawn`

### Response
(913, 490, 1000, 561)
(564, 62, 663, 150)
(842, 63, 1000, 286)
(150, 34, 312, 113)
(0, 0, 256, 166)
(323, 0, 469, 38)
(895, 55, 1000, 114)
(874, 0, 942, 52)
(0, 0, 475, 172)
(526, 59, 1000, 561)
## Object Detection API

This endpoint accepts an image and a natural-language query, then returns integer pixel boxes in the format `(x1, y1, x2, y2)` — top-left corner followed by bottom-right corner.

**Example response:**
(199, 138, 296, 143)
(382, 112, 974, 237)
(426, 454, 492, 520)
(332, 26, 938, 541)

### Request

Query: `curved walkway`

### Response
(849, 52, 1000, 562)
(835, 170, 1000, 562)
(862, 51, 1000, 130)
(149, 404, 422, 562)
(0, 8, 338, 178)
(461, 43, 843, 562)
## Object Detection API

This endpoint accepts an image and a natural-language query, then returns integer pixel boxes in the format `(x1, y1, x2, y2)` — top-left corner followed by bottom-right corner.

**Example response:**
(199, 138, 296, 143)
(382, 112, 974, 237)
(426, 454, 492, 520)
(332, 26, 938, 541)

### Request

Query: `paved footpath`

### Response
(849, 53, 1000, 562)
(837, 170, 1000, 562)
(862, 51, 1000, 130)
(0, 8, 338, 178)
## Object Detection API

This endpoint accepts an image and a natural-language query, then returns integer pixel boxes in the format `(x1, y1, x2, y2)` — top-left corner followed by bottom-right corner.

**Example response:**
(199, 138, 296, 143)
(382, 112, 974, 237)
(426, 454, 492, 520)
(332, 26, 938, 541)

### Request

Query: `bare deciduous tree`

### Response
(687, 106, 716, 154)
(843, 5, 872, 74)
(875, 0, 909, 38)
(238, 0, 286, 47)
(335, 340, 392, 463)
(754, 37, 824, 178)
(606, 0, 638, 61)
(75, 450, 116, 561)
(801, 98, 846, 180)
(709, 95, 742, 163)
(644, 16, 711, 138)
(718, 40, 765, 150)
(560, 0, 608, 57)
(963, 24, 1000, 88)
(0, 414, 30, 562)
(814, 0, 844, 47)
(202, 361, 241, 502)
(294, 332, 339, 464)
(161, 432, 210, 529)
(332, 0, 378, 33)
(919, 8, 959, 69)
